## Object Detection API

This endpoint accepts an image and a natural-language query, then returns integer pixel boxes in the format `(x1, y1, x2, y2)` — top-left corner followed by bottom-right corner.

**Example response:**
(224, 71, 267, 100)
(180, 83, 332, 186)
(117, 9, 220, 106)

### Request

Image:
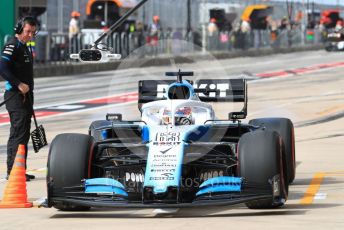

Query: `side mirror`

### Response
(229, 112, 246, 120)
(106, 113, 122, 121)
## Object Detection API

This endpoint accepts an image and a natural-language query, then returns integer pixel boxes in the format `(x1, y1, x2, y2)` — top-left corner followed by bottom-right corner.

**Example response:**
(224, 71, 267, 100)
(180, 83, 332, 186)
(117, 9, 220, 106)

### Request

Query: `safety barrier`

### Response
(2, 27, 325, 65)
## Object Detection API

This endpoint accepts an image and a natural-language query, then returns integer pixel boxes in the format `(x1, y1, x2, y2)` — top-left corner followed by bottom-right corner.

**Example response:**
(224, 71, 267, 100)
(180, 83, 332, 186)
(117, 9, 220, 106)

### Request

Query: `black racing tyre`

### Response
(249, 118, 295, 184)
(238, 130, 288, 209)
(47, 133, 94, 211)
(325, 42, 336, 52)
(89, 120, 112, 141)
(325, 45, 333, 51)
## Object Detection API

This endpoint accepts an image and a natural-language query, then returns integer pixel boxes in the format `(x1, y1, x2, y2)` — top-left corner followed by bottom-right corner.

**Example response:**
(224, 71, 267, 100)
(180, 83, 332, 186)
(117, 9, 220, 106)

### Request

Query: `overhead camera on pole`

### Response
(70, 46, 122, 62)
(70, 0, 148, 63)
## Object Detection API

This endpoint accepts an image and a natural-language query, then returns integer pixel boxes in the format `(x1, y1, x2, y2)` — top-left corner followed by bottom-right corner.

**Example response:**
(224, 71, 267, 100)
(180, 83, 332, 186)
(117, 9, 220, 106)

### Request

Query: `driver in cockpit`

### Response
(161, 107, 193, 125)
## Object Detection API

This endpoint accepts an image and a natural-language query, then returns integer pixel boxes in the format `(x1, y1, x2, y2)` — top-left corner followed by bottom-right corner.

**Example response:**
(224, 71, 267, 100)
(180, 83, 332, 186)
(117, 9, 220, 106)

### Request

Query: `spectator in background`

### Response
(207, 18, 218, 36)
(192, 29, 202, 50)
(335, 19, 344, 33)
(268, 18, 279, 47)
(241, 19, 250, 33)
(240, 19, 251, 50)
(147, 15, 162, 55)
(136, 21, 144, 47)
(69, 11, 81, 53)
(279, 17, 288, 30)
(129, 22, 136, 33)
(318, 19, 327, 42)
(133, 21, 145, 58)
(207, 18, 218, 50)
(148, 15, 161, 46)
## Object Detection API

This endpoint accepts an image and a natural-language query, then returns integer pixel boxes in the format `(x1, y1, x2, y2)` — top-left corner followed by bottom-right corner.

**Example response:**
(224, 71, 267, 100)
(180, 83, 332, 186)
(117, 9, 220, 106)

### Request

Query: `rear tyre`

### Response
(47, 133, 94, 211)
(238, 130, 288, 209)
(249, 118, 295, 184)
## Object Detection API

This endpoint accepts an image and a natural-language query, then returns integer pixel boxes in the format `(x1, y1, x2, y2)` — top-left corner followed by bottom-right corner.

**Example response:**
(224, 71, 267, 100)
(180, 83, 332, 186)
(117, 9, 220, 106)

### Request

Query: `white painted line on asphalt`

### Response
(314, 193, 327, 200)
(47, 105, 86, 110)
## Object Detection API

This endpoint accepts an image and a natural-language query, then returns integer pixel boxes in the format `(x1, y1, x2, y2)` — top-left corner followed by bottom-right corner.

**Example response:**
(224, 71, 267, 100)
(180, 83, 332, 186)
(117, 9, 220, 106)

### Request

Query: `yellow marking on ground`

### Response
(316, 105, 344, 116)
(300, 172, 326, 205)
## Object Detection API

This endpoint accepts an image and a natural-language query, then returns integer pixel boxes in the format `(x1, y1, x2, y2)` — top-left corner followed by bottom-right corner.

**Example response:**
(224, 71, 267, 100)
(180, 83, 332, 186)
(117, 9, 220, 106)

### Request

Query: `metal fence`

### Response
(2, 27, 325, 65)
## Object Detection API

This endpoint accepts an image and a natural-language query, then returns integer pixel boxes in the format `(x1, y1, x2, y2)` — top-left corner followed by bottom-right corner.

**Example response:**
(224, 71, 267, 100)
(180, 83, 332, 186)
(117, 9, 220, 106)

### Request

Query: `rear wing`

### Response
(138, 79, 247, 119)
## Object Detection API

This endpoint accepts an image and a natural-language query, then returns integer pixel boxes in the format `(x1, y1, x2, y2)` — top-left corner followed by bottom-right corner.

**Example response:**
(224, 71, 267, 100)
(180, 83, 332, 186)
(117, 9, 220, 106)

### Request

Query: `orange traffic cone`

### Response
(0, 144, 32, 208)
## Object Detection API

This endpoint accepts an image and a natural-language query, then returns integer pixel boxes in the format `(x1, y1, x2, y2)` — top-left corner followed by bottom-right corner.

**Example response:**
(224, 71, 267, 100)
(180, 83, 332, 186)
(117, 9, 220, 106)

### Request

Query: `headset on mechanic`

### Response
(0, 16, 39, 181)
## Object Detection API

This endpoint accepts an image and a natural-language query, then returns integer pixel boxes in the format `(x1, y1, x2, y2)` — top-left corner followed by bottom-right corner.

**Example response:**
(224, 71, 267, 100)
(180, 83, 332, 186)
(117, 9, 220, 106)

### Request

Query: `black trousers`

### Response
(4, 91, 33, 175)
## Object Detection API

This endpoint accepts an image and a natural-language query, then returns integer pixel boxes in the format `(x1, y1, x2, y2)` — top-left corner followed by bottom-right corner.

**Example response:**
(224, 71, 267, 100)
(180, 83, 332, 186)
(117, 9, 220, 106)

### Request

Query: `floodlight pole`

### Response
(201, 0, 207, 54)
(286, 0, 293, 47)
(187, 0, 191, 35)
(301, 0, 306, 45)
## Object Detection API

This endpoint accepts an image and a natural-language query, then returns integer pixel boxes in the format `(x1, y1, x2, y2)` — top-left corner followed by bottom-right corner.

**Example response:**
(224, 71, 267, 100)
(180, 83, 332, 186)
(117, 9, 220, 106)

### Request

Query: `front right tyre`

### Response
(238, 130, 288, 209)
(249, 118, 295, 184)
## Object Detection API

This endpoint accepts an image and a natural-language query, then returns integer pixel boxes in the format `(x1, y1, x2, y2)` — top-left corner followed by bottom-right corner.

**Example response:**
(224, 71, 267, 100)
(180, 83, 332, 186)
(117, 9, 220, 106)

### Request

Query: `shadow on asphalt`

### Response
(48, 202, 343, 219)
(285, 203, 342, 210)
(291, 176, 343, 186)
(49, 206, 307, 219)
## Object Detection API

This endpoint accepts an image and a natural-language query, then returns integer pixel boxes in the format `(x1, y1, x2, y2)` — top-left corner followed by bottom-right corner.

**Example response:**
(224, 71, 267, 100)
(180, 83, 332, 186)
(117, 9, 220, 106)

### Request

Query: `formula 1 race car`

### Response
(325, 30, 344, 51)
(47, 71, 295, 211)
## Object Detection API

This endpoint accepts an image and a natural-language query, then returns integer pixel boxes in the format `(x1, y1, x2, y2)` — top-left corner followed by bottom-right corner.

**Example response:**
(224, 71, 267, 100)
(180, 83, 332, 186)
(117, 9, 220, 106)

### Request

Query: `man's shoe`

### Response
(5, 174, 33, 181)
(26, 174, 35, 180)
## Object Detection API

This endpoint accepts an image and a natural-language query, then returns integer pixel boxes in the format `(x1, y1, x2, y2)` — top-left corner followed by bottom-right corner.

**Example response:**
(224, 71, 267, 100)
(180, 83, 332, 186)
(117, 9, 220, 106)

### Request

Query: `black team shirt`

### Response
(0, 37, 34, 92)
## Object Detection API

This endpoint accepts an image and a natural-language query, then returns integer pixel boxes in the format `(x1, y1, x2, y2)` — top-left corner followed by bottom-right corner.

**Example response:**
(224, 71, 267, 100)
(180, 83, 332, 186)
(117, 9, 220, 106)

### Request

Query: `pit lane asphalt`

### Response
(0, 49, 343, 229)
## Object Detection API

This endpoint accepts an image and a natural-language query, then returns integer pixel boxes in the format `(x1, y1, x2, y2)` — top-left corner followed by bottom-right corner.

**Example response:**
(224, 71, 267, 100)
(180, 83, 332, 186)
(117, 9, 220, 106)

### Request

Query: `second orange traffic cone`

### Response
(0, 144, 32, 208)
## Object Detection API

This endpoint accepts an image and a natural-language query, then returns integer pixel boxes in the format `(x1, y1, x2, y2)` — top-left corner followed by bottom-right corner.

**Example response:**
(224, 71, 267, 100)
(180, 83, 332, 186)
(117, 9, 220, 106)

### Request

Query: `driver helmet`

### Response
(161, 107, 193, 125)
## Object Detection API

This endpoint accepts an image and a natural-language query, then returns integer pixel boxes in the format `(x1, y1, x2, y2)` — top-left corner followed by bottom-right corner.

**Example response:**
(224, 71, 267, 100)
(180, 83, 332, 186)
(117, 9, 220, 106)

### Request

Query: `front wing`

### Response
(49, 176, 281, 208)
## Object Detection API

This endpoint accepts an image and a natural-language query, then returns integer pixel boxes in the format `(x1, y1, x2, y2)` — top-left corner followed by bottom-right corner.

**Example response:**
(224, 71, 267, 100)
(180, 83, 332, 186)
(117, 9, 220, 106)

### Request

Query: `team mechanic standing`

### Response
(0, 16, 38, 181)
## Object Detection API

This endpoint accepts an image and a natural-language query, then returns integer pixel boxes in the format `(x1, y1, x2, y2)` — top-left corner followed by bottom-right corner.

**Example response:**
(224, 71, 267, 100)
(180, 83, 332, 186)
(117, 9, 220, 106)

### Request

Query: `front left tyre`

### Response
(47, 133, 94, 211)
